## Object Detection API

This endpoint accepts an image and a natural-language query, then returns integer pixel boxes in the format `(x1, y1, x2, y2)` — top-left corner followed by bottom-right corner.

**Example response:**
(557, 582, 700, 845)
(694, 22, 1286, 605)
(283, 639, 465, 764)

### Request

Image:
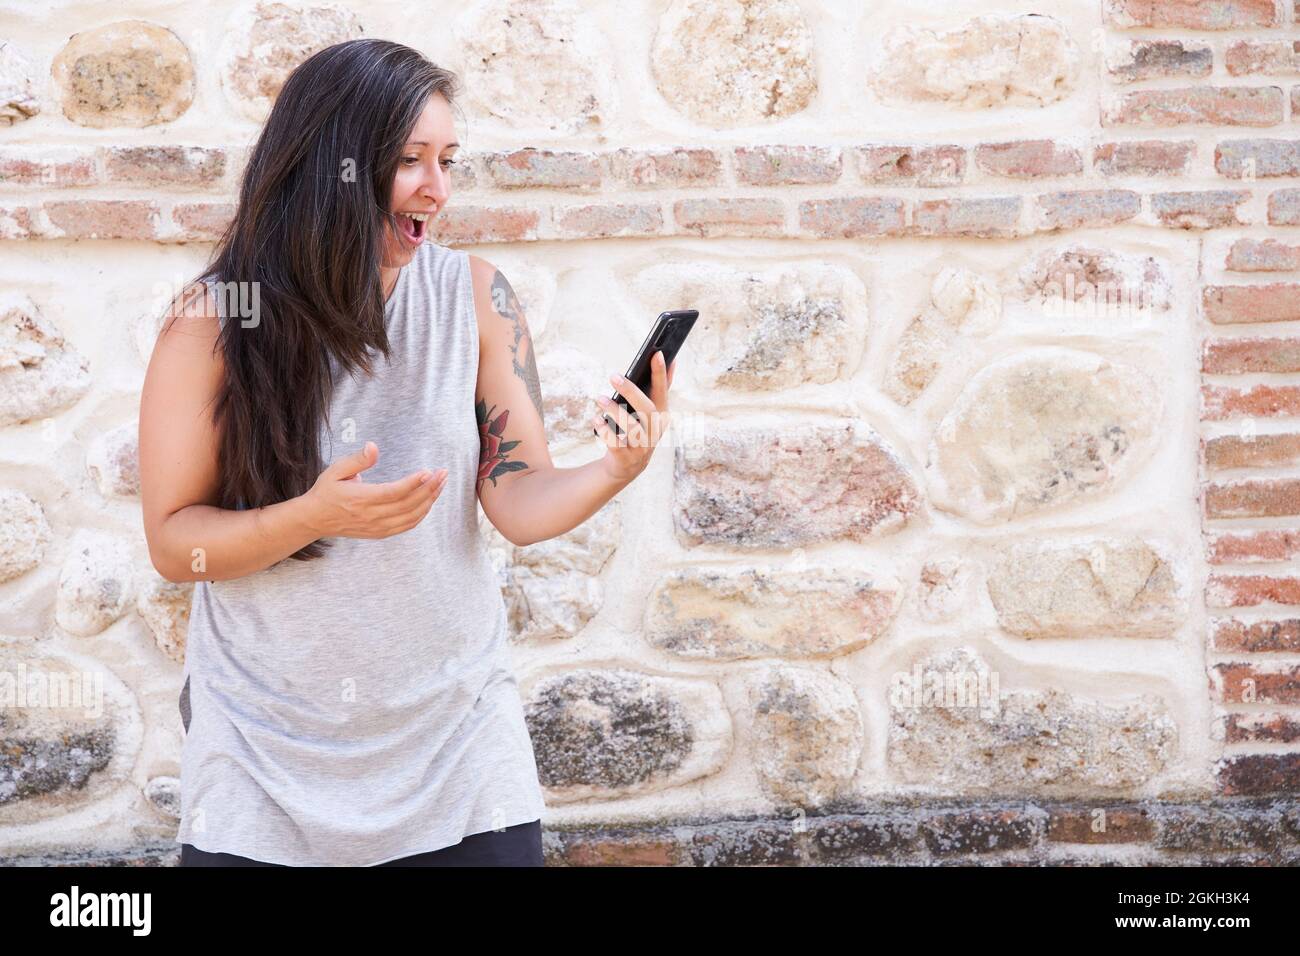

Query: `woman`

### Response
(139, 38, 676, 867)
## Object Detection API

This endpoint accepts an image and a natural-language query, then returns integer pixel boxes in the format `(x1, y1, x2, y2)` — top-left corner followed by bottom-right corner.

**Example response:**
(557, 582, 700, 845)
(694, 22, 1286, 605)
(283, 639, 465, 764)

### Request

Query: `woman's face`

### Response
(383, 93, 458, 268)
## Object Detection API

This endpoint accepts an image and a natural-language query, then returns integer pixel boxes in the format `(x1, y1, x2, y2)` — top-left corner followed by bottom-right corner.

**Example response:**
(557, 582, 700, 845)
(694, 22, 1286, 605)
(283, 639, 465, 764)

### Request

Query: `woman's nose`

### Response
(427, 167, 451, 203)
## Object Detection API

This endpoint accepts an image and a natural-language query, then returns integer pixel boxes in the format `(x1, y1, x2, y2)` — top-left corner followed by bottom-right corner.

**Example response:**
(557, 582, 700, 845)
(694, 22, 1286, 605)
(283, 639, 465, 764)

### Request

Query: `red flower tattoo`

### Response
(477, 399, 528, 487)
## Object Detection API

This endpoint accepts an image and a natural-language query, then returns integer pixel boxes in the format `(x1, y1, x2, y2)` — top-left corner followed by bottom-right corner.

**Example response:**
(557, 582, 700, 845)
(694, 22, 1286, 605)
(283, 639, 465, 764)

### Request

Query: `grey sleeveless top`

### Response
(176, 241, 545, 866)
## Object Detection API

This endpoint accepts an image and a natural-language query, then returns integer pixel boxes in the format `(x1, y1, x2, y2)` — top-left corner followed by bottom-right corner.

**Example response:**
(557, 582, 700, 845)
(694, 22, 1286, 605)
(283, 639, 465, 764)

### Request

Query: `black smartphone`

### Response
(595, 309, 699, 437)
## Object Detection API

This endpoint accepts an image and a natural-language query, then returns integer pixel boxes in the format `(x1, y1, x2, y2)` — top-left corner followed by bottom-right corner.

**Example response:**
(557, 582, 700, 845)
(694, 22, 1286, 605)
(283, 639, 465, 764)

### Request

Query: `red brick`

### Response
(1216, 753, 1300, 796)
(553, 203, 663, 239)
(1094, 140, 1195, 176)
(854, 145, 965, 187)
(912, 196, 1021, 237)
(560, 835, 682, 866)
(1203, 283, 1300, 323)
(42, 200, 160, 239)
(734, 145, 841, 185)
(1212, 662, 1300, 704)
(1223, 712, 1300, 743)
(674, 198, 785, 238)
(171, 202, 234, 242)
(1225, 237, 1300, 271)
(1150, 190, 1249, 228)
(920, 809, 1039, 856)
(1108, 39, 1212, 83)
(1204, 433, 1300, 470)
(1035, 190, 1139, 230)
(1104, 86, 1284, 127)
(975, 140, 1082, 178)
(1205, 478, 1300, 518)
(1215, 139, 1300, 177)
(101, 145, 225, 187)
(1209, 529, 1300, 564)
(1202, 384, 1300, 419)
(1207, 574, 1300, 607)
(481, 149, 601, 190)
(1212, 617, 1300, 651)
(1226, 40, 1300, 76)
(608, 148, 722, 188)
(798, 196, 906, 237)
(0, 205, 34, 238)
(1150, 802, 1294, 849)
(0, 148, 96, 187)
(428, 205, 541, 244)
(1269, 188, 1300, 224)
(1047, 807, 1155, 844)
(1104, 0, 1279, 29)
(1203, 337, 1300, 373)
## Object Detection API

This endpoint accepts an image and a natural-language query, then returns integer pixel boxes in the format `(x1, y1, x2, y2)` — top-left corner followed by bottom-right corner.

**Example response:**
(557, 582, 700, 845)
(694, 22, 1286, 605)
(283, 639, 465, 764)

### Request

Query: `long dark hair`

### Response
(177, 39, 461, 562)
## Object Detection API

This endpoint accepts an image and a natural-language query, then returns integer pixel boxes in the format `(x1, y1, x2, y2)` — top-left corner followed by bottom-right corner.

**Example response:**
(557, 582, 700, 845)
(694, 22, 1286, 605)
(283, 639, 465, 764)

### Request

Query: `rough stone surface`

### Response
(86, 421, 140, 499)
(481, 500, 619, 642)
(749, 665, 864, 808)
(532, 346, 609, 448)
(51, 21, 194, 128)
(889, 649, 1177, 795)
(134, 572, 192, 663)
(632, 261, 869, 391)
(55, 529, 134, 637)
(987, 538, 1186, 638)
(463, 0, 611, 133)
(0, 489, 52, 585)
(644, 566, 901, 660)
(714, 270, 862, 390)
(674, 420, 921, 549)
(0, 651, 117, 807)
(220, 1, 363, 121)
(872, 14, 1079, 108)
(143, 775, 180, 819)
(1017, 245, 1173, 315)
(0, 293, 92, 427)
(0, 41, 40, 126)
(651, 0, 816, 126)
(524, 668, 731, 802)
(927, 349, 1162, 524)
(885, 267, 1001, 405)
(917, 558, 976, 623)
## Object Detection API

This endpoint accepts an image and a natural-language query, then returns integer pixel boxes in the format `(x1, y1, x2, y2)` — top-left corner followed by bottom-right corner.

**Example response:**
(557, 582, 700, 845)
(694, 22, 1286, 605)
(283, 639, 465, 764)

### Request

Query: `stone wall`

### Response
(1, 0, 1298, 865)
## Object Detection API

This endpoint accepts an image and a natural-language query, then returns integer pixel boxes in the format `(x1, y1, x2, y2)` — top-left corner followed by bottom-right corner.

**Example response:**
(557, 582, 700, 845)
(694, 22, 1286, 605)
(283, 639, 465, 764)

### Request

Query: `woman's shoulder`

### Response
(419, 241, 483, 301)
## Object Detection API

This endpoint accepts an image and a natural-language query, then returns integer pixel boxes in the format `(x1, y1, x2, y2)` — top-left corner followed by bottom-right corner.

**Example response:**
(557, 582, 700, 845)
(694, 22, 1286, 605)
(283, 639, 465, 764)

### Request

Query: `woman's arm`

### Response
(146, 501, 323, 584)
(468, 256, 673, 548)
(139, 284, 322, 583)
(493, 460, 633, 547)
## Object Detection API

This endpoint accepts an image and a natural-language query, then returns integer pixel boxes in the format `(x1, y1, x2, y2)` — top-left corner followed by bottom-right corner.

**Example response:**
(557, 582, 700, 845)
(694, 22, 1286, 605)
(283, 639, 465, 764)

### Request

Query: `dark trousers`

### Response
(179, 819, 543, 867)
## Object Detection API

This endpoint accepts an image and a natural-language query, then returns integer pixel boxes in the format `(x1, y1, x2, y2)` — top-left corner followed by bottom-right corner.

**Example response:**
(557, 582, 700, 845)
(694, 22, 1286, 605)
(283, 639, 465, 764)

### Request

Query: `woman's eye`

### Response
(402, 157, 419, 166)
(440, 159, 457, 169)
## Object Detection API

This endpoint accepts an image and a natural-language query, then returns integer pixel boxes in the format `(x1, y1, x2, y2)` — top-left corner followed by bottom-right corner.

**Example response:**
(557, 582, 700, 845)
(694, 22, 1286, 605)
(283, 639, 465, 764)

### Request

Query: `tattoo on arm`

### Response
(490, 270, 544, 421)
(477, 400, 528, 490)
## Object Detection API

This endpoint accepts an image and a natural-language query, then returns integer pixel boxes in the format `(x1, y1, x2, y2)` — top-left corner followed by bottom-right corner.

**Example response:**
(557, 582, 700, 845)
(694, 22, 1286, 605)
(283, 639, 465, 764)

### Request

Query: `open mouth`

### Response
(396, 210, 430, 246)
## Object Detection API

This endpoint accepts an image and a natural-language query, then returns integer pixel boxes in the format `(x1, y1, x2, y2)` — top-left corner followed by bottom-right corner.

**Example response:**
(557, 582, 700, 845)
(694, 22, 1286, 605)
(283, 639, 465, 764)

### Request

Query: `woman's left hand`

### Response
(592, 350, 676, 484)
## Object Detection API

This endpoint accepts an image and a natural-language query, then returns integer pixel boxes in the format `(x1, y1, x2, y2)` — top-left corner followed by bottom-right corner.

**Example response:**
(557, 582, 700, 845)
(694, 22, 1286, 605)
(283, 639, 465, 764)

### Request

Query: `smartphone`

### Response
(595, 309, 699, 437)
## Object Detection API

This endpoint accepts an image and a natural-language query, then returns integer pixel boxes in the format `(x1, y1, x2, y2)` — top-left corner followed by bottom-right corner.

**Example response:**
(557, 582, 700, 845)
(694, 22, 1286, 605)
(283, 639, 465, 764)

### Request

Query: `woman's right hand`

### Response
(303, 441, 448, 539)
